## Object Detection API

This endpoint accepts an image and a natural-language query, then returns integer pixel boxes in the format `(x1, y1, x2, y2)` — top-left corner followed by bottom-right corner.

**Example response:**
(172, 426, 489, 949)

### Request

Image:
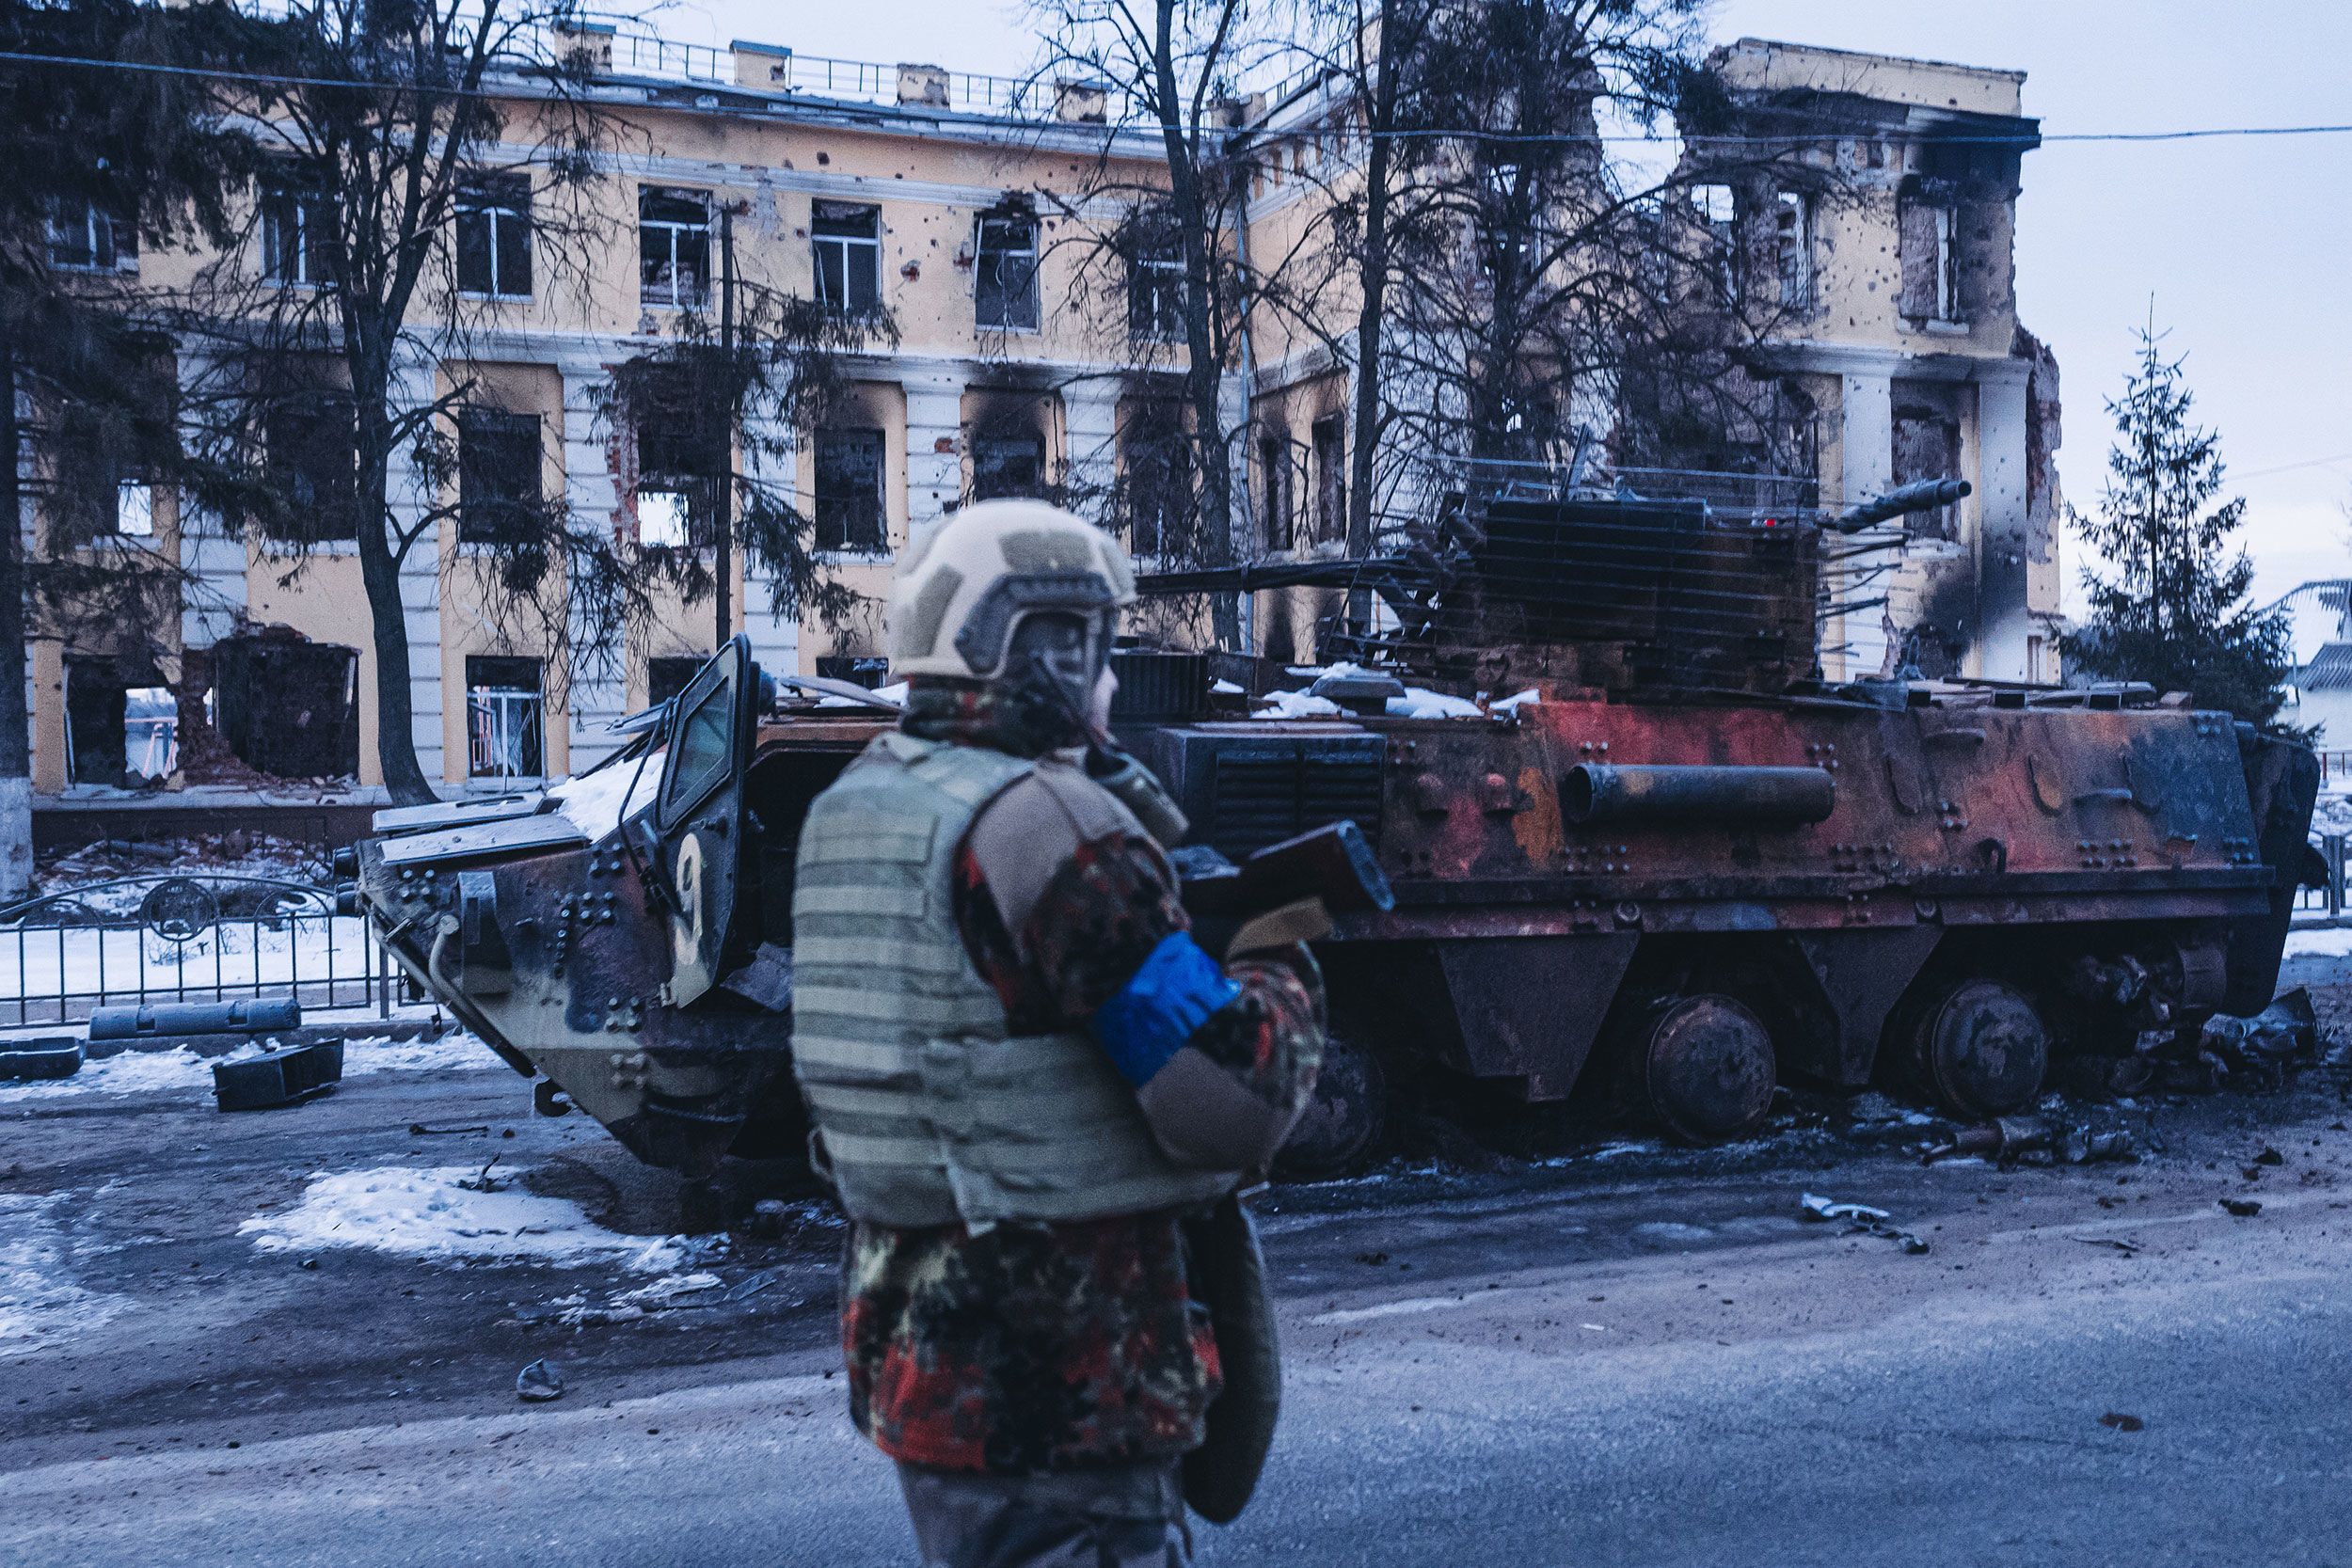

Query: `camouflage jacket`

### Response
(836, 684, 1324, 1475)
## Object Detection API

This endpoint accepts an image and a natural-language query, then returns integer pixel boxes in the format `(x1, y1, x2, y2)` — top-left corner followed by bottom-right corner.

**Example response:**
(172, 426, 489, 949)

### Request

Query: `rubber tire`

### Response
(1273, 1034, 1388, 1180)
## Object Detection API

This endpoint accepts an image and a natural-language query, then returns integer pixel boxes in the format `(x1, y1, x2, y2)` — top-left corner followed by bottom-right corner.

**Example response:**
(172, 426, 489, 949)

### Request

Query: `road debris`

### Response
(516, 1358, 564, 1402)
(0, 1037, 82, 1081)
(2074, 1237, 2142, 1255)
(1800, 1192, 1930, 1255)
(2100, 1412, 2145, 1432)
(211, 1039, 343, 1111)
(2219, 1197, 2263, 1217)
(454, 1155, 505, 1193)
(1921, 1115, 2137, 1167)
(408, 1122, 491, 1137)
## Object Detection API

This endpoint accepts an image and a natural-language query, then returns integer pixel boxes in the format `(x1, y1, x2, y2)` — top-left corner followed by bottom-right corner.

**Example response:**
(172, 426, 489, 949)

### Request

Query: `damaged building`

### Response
(17, 24, 2064, 832)
(1713, 40, 2067, 683)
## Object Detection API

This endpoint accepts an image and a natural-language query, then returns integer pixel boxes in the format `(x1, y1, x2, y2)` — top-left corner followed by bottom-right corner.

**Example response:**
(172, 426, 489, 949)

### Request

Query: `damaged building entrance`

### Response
(205, 634, 362, 783)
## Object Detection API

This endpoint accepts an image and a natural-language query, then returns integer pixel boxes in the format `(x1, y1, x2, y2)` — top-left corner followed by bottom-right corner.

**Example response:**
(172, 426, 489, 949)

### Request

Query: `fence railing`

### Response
(2318, 750, 2352, 785)
(0, 873, 391, 1029)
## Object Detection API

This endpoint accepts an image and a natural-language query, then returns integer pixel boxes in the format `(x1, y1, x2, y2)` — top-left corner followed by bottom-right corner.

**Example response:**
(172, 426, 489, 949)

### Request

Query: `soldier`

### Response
(790, 499, 1327, 1568)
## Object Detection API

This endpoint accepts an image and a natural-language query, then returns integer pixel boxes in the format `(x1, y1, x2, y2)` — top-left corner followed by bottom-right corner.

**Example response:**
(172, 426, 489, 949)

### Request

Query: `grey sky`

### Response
(660, 0, 2352, 627)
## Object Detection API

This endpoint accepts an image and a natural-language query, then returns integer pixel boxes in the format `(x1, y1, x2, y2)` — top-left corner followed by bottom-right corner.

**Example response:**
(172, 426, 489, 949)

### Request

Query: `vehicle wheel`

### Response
(1274, 1034, 1387, 1180)
(1639, 994, 1776, 1145)
(1906, 977, 2048, 1119)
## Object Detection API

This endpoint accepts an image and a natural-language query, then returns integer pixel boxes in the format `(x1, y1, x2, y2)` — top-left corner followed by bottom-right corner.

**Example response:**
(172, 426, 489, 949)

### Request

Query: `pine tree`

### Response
(2061, 321, 2289, 726)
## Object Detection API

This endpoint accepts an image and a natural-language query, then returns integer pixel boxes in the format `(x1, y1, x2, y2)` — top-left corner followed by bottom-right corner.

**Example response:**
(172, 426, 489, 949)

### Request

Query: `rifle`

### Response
(1172, 821, 1395, 957)
(1018, 650, 1395, 951)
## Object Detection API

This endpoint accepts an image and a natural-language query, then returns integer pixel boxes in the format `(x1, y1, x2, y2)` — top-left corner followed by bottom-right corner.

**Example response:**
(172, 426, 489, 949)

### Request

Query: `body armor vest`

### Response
(789, 731, 1238, 1229)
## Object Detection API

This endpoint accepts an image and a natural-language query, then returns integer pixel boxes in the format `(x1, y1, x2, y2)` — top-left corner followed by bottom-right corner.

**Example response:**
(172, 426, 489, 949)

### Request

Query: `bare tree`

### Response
(177, 0, 607, 805)
(1030, 0, 1297, 647)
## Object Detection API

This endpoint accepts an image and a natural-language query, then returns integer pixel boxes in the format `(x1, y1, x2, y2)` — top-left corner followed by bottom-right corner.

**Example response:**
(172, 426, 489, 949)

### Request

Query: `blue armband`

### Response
(1091, 932, 1243, 1086)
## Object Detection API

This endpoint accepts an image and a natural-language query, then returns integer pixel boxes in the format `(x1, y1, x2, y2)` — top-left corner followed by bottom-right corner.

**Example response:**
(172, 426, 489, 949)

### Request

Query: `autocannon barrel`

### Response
(1828, 477, 1973, 534)
(1561, 764, 1836, 826)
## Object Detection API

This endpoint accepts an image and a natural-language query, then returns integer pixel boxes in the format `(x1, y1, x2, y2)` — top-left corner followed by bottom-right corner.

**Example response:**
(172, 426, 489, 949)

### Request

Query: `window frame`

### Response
(1126, 230, 1185, 344)
(812, 426, 887, 555)
(1772, 189, 1811, 313)
(456, 406, 544, 547)
(971, 431, 1047, 500)
(264, 396, 360, 545)
(812, 200, 882, 317)
(47, 196, 136, 275)
(455, 173, 534, 301)
(261, 177, 334, 289)
(464, 654, 547, 781)
(974, 211, 1041, 333)
(638, 185, 713, 310)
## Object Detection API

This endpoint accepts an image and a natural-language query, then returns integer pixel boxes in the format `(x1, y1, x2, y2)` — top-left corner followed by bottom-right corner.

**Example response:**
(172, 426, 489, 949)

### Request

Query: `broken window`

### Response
(1119, 404, 1190, 559)
(1311, 416, 1345, 546)
(1898, 181, 1962, 325)
(647, 655, 705, 708)
(455, 173, 533, 299)
(1260, 434, 1294, 552)
(639, 186, 711, 309)
(1892, 398, 1963, 544)
(114, 478, 154, 537)
(1773, 190, 1810, 312)
(211, 635, 360, 779)
(261, 172, 333, 287)
(465, 655, 545, 780)
(1126, 222, 1185, 344)
(265, 398, 358, 544)
(1688, 182, 1737, 302)
(635, 402, 723, 548)
(457, 408, 543, 546)
(813, 201, 881, 316)
(813, 428, 885, 553)
(64, 659, 174, 786)
(975, 210, 1040, 331)
(47, 195, 135, 274)
(972, 432, 1046, 500)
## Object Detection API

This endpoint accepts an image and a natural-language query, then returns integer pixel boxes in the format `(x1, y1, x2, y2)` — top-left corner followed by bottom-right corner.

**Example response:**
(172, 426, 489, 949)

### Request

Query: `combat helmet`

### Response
(885, 499, 1136, 684)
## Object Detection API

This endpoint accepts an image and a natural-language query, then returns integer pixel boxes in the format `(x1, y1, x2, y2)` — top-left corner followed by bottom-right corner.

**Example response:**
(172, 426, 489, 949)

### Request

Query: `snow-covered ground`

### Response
(0, 1193, 129, 1362)
(238, 1164, 691, 1273)
(0, 1030, 497, 1105)
(2285, 927, 2352, 959)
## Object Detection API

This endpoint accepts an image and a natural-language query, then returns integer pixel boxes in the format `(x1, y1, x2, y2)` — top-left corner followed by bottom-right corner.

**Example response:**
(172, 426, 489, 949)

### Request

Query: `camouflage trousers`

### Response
(896, 1459, 1192, 1568)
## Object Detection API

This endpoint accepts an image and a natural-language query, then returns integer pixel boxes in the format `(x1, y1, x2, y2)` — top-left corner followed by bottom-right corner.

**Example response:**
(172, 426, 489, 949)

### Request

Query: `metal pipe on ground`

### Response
(87, 998, 304, 1041)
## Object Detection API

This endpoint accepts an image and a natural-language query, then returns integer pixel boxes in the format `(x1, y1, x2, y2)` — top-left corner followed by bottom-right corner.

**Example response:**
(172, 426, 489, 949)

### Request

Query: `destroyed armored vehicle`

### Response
(348, 468, 2319, 1180)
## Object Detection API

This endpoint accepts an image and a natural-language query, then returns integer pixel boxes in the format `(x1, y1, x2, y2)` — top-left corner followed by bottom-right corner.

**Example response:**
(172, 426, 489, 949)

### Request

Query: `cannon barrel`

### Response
(1828, 477, 1972, 534)
(1562, 764, 1836, 826)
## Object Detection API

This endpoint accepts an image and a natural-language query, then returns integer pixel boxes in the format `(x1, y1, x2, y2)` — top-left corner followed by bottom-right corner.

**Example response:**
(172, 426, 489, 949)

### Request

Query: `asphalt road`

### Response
(6, 990, 2352, 1568)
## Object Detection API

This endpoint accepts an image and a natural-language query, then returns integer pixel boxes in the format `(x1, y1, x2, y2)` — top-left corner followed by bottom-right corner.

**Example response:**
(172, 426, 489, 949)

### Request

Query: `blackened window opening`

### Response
(457, 408, 543, 546)
(456, 174, 533, 299)
(814, 428, 886, 552)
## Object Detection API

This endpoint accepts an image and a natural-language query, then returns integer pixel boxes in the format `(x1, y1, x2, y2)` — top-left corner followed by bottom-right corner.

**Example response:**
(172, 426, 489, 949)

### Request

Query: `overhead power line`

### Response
(2, 44, 2352, 150)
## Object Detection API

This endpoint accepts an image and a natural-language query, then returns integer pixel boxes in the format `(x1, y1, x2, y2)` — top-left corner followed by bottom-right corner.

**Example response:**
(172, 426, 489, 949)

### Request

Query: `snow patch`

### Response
(0, 1195, 129, 1360)
(1210, 678, 1244, 696)
(1489, 689, 1543, 714)
(1256, 689, 1343, 719)
(548, 760, 661, 842)
(0, 1030, 500, 1104)
(239, 1164, 690, 1272)
(2285, 926, 2352, 959)
(1386, 688, 1483, 721)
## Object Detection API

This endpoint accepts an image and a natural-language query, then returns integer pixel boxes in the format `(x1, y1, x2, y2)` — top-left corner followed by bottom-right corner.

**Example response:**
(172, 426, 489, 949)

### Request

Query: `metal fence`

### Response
(0, 873, 391, 1029)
